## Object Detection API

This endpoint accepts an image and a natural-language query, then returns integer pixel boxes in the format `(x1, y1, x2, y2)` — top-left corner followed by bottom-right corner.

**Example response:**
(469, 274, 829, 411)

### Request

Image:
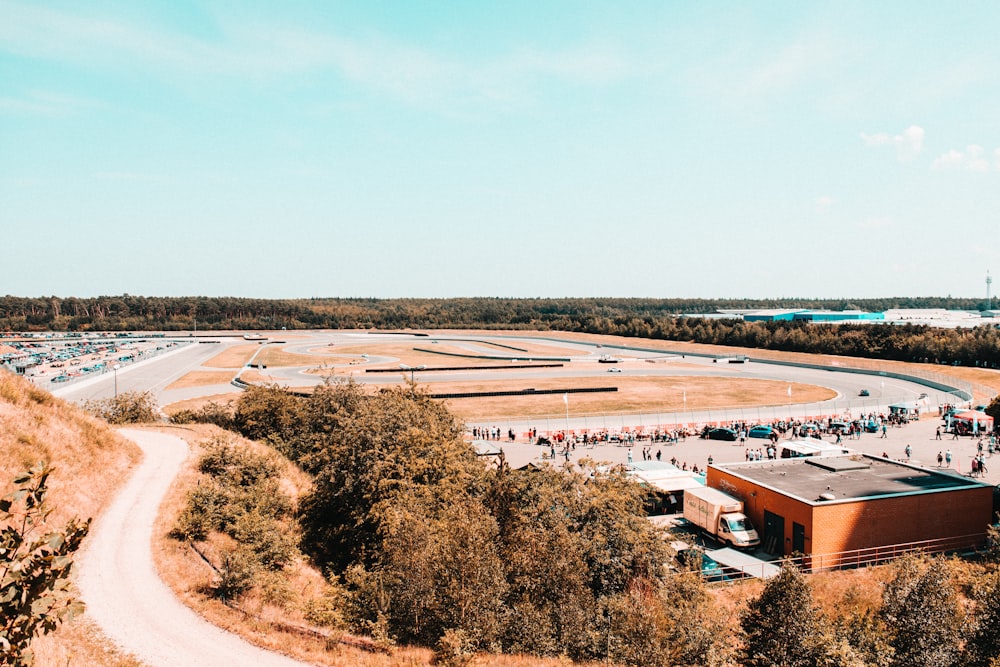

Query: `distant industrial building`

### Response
(792, 310, 884, 323)
(706, 455, 992, 568)
(715, 308, 996, 328)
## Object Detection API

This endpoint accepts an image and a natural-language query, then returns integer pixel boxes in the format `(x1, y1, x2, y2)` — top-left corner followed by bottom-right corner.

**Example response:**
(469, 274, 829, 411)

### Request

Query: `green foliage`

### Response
(231, 385, 306, 453)
(170, 436, 297, 601)
(298, 385, 475, 572)
(435, 628, 476, 667)
(1, 462, 90, 666)
(213, 547, 258, 602)
(740, 563, 827, 667)
(880, 556, 962, 667)
(168, 401, 234, 430)
(83, 390, 159, 424)
(964, 570, 1000, 667)
(235, 381, 722, 663)
(985, 395, 1000, 428)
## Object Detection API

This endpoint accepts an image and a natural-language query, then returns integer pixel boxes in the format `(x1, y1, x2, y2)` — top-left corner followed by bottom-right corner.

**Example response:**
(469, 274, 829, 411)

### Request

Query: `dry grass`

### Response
(256, 347, 335, 368)
(0, 371, 143, 666)
(164, 370, 236, 390)
(203, 343, 262, 368)
(439, 376, 833, 421)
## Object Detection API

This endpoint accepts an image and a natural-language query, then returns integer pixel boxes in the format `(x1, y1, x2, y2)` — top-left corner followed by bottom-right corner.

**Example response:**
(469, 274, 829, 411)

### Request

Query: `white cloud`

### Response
(860, 125, 925, 161)
(0, 4, 631, 115)
(932, 144, 997, 172)
(815, 195, 834, 212)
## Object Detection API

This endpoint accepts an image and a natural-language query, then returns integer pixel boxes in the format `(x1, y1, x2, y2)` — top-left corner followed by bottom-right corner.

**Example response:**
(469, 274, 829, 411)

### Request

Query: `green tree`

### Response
(1, 463, 90, 666)
(880, 556, 962, 667)
(984, 394, 1000, 428)
(298, 385, 477, 572)
(957, 569, 1000, 667)
(740, 563, 827, 667)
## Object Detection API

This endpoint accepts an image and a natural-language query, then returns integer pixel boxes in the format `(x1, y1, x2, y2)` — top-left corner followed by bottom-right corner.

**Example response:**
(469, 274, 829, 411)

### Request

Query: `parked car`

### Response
(675, 549, 730, 582)
(748, 425, 774, 439)
(829, 421, 850, 434)
(705, 427, 738, 441)
(858, 389, 870, 397)
(608, 367, 622, 373)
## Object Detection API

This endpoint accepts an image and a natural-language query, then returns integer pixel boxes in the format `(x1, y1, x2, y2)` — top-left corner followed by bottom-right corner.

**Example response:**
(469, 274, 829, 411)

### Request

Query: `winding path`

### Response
(76, 428, 309, 667)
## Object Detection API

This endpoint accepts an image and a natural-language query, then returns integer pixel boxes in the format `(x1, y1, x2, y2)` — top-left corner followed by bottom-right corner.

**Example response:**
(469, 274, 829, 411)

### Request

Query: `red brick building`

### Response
(706, 455, 993, 568)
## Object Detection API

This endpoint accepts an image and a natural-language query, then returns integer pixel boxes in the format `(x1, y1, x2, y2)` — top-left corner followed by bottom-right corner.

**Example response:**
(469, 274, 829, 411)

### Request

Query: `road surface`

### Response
(76, 428, 309, 667)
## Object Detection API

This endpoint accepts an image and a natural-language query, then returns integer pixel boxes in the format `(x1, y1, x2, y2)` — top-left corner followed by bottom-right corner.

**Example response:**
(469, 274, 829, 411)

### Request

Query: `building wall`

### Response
(708, 468, 815, 555)
(707, 467, 992, 562)
(810, 487, 992, 557)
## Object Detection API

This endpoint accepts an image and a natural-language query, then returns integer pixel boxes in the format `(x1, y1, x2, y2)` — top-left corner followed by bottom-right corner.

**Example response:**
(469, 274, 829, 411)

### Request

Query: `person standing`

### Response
(937, 451, 944, 467)
(935, 426, 942, 440)
(946, 449, 953, 467)
(905, 444, 912, 460)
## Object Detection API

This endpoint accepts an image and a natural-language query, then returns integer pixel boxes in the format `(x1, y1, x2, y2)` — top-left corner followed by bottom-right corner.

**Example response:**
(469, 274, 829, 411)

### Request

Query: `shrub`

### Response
(83, 391, 159, 424)
(213, 548, 258, 602)
(169, 401, 234, 429)
(435, 628, 476, 667)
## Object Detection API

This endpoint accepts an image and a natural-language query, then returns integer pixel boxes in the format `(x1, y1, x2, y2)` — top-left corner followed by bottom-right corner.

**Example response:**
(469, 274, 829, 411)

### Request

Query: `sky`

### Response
(2, 1, 999, 300)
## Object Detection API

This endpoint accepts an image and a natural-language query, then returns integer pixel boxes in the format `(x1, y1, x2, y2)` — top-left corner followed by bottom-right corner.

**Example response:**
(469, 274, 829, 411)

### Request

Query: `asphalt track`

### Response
(53, 331, 963, 428)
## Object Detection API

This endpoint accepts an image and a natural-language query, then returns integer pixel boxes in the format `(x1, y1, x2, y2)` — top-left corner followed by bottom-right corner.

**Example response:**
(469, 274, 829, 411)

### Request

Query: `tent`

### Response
(951, 411, 994, 434)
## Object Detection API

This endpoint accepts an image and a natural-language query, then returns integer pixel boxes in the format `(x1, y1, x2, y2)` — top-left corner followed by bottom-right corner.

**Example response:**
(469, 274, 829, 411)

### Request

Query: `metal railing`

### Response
(676, 533, 986, 582)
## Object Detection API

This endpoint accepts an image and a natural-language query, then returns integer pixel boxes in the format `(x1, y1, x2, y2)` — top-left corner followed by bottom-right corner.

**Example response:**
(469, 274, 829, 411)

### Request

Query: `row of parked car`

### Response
(701, 424, 779, 441)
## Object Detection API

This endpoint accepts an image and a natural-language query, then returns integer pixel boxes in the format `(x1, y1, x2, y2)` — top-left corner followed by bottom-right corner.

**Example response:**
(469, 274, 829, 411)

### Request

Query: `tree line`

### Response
(1, 294, 996, 331)
(5, 295, 1000, 367)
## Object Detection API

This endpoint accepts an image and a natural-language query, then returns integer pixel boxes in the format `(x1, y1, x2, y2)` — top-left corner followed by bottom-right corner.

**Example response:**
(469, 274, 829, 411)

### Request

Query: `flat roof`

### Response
(713, 455, 990, 505)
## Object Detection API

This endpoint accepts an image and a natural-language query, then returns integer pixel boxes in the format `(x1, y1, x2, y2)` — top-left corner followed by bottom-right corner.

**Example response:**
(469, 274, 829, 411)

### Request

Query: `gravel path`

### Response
(76, 428, 310, 667)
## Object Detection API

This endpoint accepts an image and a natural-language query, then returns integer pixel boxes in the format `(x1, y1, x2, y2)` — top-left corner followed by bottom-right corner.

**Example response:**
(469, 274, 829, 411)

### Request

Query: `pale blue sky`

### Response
(2, 1, 998, 299)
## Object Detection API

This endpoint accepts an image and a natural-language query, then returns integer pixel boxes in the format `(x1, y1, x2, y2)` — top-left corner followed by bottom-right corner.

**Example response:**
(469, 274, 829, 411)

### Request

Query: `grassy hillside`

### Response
(0, 370, 143, 666)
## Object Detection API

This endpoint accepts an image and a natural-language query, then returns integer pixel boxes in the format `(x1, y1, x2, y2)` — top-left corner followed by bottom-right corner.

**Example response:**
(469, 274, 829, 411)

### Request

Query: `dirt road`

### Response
(76, 428, 309, 667)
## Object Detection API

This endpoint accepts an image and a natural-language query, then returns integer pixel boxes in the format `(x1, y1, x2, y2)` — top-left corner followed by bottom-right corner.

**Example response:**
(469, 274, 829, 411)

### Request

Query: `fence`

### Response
(678, 533, 986, 582)
(468, 357, 993, 439)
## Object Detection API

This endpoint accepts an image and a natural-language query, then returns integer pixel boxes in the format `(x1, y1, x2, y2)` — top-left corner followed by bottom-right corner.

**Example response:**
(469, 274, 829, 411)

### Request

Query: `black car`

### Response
(705, 427, 738, 441)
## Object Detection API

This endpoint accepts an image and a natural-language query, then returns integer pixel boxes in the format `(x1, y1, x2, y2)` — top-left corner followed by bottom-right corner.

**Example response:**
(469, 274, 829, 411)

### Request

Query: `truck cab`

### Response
(717, 512, 759, 548)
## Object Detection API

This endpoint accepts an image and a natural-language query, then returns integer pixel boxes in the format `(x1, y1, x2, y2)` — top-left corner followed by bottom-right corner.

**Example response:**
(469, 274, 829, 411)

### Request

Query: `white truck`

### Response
(683, 486, 760, 549)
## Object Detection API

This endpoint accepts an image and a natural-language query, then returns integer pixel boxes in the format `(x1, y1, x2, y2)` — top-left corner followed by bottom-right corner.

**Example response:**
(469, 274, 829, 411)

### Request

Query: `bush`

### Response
(435, 628, 476, 667)
(169, 401, 234, 429)
(83, 390, 159, 424)
(213, 548, 258, 602)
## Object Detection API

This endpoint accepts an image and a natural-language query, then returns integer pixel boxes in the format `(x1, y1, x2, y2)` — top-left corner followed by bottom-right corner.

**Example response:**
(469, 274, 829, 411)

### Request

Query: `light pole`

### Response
(399, 363, 426, 383)
(113, 363, 121, 398)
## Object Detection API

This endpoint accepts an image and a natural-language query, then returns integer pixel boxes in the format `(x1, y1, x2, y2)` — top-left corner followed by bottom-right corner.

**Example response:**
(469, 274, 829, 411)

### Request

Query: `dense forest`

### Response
(166, 382, 1000, 667)
(3, 294, 1000, 368)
